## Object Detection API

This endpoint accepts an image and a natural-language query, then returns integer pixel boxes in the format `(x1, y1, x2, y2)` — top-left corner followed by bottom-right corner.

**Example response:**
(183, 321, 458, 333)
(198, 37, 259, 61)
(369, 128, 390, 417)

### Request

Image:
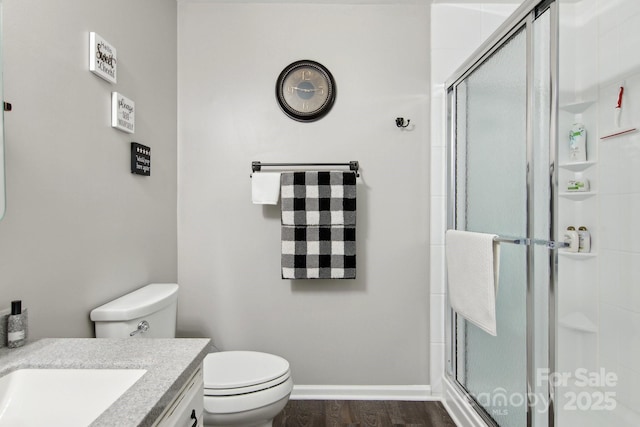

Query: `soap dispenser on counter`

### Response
(7, 300, 27, 348)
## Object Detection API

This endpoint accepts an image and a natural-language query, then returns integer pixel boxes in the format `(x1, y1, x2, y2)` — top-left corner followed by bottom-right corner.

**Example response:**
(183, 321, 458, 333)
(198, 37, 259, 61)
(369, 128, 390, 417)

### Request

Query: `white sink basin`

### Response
(0, 368, 146, 426)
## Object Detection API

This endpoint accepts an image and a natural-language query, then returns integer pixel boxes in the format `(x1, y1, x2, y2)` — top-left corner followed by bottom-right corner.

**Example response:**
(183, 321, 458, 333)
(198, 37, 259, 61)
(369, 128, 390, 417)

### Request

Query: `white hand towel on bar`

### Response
(445, 229, 500, 336)
(252, 172, 281, 204)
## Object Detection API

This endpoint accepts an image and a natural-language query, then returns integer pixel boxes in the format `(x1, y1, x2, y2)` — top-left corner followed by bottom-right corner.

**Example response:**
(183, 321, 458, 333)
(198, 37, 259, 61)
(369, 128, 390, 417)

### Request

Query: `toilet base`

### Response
(203, 394, 289, 427)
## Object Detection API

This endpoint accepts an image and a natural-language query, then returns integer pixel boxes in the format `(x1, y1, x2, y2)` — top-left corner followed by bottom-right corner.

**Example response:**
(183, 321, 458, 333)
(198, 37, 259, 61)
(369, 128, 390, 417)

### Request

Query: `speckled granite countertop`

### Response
(0, 338, 211, 426)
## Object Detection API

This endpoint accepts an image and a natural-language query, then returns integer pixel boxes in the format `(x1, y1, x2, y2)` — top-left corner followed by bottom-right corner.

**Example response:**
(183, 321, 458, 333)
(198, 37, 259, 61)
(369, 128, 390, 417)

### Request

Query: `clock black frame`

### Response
(275, 60, 336, 122)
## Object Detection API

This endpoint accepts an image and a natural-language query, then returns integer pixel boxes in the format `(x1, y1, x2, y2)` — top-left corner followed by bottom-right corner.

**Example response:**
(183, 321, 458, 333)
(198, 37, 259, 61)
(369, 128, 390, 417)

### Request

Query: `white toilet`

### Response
(90, 283, 293, 427)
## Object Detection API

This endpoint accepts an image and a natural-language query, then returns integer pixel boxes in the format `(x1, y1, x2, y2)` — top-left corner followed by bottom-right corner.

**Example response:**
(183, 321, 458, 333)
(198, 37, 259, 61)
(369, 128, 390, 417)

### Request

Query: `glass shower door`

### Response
(446, 3, 564, 427)
(453, 27, 529, 427)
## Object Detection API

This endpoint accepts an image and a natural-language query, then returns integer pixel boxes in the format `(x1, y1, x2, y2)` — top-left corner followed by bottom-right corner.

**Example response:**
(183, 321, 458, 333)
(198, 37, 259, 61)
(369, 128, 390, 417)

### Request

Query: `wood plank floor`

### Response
(273, 400, 457, 426)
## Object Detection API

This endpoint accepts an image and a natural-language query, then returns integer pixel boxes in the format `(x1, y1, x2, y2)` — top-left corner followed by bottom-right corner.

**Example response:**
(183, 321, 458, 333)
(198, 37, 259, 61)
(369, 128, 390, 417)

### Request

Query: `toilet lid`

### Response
(203, 351, 290, 389)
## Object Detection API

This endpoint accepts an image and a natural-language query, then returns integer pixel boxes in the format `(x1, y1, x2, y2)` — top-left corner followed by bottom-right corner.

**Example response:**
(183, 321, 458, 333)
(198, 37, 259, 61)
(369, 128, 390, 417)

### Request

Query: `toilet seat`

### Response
(203, 351, 291, 396)
(204, 371, 290, 396)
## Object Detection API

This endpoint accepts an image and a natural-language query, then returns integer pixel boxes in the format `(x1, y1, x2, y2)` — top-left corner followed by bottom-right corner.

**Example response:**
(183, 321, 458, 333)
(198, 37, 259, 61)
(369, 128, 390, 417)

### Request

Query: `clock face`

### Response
(276, 60, 336, 122)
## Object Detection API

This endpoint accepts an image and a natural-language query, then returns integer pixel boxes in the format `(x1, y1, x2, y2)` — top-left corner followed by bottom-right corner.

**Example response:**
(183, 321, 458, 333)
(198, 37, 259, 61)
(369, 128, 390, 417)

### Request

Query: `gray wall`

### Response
(0, 0, 178, 338)
(0, 0, 432, 388)
(177, 1, 431, 386)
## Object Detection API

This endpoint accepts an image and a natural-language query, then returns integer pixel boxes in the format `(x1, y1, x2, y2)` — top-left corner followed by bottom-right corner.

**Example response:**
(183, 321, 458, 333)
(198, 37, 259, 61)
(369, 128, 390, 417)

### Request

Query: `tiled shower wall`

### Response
(588, 0, 640, 414)
(557, 1, 640, 421)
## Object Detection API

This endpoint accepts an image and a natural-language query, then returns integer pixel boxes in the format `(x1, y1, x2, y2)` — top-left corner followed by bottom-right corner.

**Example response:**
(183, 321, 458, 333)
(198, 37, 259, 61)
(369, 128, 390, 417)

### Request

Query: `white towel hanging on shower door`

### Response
(445, 229, 500, 336)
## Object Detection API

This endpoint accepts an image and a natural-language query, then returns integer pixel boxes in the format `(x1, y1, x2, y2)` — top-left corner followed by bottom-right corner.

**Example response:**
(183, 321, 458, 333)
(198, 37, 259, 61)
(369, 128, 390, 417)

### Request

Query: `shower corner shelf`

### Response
(559, 191, 597, 200)
(559, 160, 597, 171)
(558, 251, 597, 259)
(559, 312, 597, 333)
(559, 99, 596, 114)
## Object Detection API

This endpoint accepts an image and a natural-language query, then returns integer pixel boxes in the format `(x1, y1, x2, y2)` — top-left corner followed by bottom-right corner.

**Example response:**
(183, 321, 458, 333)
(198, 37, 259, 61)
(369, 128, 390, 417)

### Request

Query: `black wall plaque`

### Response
(131, 142, 151, 176)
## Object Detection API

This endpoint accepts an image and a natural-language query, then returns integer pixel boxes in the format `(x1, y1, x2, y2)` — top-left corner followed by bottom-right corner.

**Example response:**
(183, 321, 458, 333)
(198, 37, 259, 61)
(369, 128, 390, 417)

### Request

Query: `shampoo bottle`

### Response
(7, 300, 26, 348)
(578, 226, 591, 253)
(564, 226, 579, 252)
(569, 123, 587, 162)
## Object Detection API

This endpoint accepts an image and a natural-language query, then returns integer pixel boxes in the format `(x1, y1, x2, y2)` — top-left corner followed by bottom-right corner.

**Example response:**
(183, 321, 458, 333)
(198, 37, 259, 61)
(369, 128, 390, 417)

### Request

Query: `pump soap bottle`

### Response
(7, 300, 27, 348)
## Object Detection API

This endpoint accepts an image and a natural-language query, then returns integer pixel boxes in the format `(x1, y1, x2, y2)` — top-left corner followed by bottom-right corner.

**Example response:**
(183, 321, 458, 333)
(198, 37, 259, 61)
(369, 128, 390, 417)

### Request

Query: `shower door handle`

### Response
(494, 236, 570, 249)
(545, 240, 570, 250)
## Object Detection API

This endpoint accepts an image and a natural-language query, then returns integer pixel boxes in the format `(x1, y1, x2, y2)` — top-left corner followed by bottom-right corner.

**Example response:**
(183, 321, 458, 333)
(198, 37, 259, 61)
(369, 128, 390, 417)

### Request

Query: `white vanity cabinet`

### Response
(154, 365, 204, 427)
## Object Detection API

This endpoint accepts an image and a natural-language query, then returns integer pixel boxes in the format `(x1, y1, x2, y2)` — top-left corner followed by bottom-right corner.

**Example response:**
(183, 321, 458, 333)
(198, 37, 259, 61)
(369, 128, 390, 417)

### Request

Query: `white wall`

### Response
(177, 1, 430, 387)
(557, 0, 640, 421)
(0, 0, 178, 338)
(429, 1, 519, 395)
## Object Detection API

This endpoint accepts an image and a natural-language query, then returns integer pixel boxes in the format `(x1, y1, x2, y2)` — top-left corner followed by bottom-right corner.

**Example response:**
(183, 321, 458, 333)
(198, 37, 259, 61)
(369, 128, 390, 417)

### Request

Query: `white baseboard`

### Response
(291, 384, 435, 401)
(442, 376, 488, 427)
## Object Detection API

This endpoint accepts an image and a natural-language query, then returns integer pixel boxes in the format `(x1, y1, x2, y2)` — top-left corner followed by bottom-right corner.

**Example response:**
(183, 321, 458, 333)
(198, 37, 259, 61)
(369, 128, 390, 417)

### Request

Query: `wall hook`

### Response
(396, 117, 410, 128)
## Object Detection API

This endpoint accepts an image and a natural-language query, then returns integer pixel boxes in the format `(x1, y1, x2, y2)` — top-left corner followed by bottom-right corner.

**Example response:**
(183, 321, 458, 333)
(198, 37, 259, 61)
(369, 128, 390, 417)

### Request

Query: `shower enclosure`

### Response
(444, 0, 640, 426)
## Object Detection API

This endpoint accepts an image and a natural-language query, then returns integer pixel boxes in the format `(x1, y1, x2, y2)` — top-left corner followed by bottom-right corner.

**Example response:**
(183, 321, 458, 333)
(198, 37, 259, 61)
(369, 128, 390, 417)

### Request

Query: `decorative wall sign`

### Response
(111, 92, 135, 134)
(131, 143, 151, 176)
(89, 32, 117, 83)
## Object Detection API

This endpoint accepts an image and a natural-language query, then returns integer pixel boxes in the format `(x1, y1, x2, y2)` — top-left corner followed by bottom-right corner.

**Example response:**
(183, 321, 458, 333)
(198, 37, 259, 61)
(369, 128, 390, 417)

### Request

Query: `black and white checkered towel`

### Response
(281, 171, 356, 279)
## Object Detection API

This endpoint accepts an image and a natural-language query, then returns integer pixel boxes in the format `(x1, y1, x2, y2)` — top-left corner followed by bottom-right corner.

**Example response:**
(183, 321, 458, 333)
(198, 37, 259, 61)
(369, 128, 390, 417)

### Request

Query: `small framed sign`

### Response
(89, 32, 117, 84)
(131, 142, 151, 176)
(112, 92, 135, 134)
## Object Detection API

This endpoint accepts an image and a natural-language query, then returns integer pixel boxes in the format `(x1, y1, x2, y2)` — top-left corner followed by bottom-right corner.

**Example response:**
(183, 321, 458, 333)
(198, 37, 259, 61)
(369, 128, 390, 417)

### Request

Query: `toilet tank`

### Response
(90, 284, 178, 338)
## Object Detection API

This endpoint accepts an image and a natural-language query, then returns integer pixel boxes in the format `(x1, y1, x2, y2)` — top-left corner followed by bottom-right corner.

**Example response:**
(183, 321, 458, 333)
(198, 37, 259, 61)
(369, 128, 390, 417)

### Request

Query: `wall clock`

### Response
(276, 60, 336, 122)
